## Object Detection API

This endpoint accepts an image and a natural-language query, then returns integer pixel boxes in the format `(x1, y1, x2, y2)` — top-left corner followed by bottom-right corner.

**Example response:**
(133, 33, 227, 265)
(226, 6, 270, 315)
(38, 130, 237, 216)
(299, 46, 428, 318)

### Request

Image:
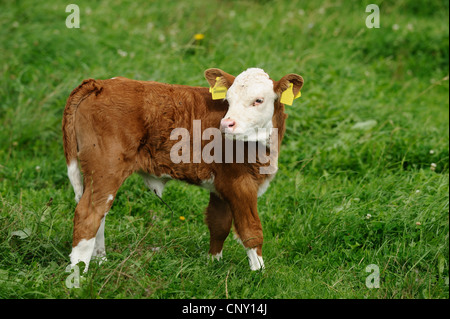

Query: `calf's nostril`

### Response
(220, 119, 236, 131)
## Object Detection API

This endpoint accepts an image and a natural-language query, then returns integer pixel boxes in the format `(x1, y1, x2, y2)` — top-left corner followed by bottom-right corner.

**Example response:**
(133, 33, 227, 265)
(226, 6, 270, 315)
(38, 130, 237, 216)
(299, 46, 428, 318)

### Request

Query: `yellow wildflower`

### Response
(194, 33, 205, 41)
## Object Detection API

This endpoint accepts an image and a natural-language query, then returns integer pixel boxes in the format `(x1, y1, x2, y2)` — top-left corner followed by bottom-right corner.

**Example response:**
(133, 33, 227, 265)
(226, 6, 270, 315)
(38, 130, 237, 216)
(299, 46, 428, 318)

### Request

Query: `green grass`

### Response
(0, 0, 448, 299)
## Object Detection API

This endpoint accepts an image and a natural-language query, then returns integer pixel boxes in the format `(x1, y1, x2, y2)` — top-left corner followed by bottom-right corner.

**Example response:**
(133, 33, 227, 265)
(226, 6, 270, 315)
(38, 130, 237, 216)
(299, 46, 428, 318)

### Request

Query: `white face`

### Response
(220, 68, 278, 144)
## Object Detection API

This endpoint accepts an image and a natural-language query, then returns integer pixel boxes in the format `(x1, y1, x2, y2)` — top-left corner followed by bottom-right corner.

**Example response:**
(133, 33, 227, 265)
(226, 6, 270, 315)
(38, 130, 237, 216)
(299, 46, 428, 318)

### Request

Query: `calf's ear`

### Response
(274, 74, 304, 99)
(204, 68, 236, 88)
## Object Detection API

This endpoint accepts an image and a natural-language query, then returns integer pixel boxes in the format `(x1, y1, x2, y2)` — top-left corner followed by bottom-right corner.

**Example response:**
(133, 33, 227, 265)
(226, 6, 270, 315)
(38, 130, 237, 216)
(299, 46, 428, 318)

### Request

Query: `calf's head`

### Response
(205, 68, 304, 144)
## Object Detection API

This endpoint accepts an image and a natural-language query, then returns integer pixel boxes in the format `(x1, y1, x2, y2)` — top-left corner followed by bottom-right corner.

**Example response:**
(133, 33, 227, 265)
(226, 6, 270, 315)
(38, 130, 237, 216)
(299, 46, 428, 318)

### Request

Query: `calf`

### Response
(62, 68, 303, 271)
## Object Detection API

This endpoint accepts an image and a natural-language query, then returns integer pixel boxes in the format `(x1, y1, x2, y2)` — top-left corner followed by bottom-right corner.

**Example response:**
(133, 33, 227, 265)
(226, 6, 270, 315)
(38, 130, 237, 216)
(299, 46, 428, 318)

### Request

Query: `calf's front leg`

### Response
(225, 186, 264, 271)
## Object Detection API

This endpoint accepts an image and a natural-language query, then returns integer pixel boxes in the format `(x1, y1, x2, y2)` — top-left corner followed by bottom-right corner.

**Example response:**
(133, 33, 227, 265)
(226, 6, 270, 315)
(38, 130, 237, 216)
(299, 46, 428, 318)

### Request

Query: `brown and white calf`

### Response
(62, 68, 303, 271)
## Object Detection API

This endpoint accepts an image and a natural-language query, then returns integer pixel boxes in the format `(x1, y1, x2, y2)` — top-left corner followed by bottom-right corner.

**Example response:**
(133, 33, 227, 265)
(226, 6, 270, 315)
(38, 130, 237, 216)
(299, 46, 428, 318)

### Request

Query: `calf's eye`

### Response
(252, 98, 264, 106)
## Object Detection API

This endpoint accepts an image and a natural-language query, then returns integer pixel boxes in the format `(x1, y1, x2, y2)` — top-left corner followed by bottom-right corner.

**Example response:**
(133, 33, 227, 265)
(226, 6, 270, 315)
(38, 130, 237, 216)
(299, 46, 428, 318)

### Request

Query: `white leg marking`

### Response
(67, 160, 83, 203)
(247, 248, 265, 271)
(210, 250, 223, 262)
(92, 215, 107, 264)
(234, 233, 264, 270)
(70, 238, 96, 272)
(106, 194, 114, 203)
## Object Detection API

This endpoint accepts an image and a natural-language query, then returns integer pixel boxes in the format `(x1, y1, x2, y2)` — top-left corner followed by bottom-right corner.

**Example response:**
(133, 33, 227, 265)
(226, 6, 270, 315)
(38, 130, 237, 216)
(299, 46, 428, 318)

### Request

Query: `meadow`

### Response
(0, 0, 448, 299)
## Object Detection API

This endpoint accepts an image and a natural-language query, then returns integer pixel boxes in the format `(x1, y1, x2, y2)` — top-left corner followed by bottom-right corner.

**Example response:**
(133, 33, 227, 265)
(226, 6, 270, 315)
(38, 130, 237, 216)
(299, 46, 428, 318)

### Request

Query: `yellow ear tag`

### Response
(280, 83, 301, 106)
(210, 77, 227, 100)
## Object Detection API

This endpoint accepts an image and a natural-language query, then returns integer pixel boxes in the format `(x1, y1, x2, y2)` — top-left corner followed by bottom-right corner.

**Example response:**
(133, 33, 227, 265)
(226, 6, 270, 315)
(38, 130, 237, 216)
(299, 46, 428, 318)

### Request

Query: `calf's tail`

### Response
(62, 79, 102, 202)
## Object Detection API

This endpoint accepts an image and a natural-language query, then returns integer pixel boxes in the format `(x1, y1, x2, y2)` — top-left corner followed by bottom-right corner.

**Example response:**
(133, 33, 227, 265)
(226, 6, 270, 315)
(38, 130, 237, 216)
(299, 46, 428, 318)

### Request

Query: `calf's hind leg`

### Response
(70, 167, 130, 272)
(205, 193, 233, 261)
